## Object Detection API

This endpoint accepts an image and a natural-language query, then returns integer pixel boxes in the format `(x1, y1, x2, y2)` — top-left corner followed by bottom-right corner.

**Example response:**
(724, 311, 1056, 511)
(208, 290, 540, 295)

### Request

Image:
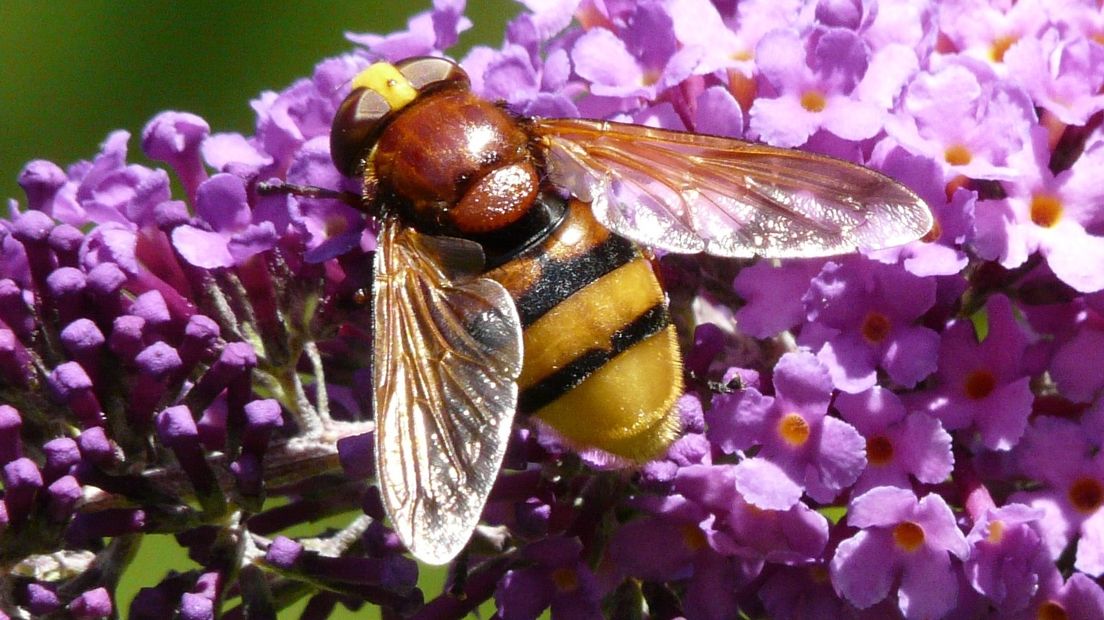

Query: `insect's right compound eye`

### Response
(330, 86, 392, 177)
(395, 56, 469, 92)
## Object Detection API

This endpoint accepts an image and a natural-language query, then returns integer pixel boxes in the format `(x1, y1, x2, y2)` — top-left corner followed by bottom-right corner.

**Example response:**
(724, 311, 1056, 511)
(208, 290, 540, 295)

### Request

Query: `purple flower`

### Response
(170, 173, 277, 268)
(801, 257, 940, 393)
(884, 56, 1036, 182)
(707, 351, 866, 508)
(830, 487, 969, 618)
(836, 387, 953, 496)
(974, 127, 1104, 293)
(611, 464, 828, 619)
(963, 503, 1051, 614)
(923, 293, 1034, 450)
(1010, 413, 1104, 577)
(1005, 27, 1104, 126)
(1029, 571, 1104, 620)
(495, 537, 602, 620)
(750, 26, 915, 148)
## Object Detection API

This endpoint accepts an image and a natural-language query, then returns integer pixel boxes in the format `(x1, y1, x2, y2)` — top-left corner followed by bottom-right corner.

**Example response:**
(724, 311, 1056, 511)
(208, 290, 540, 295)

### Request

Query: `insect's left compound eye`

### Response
(331, 85, 393, 177)
(330, 57, 471, 177)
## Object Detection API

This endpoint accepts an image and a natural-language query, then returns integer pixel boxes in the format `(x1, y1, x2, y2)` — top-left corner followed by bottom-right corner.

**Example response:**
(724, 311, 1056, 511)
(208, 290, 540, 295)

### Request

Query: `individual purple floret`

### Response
(708, 351, 866, 508)
(2, 457, 43, 524)
(0, 405, 22, 464)
(802, 257, 940, 393)
(68, 587, 112, 619)
(830, 487, 969, 618)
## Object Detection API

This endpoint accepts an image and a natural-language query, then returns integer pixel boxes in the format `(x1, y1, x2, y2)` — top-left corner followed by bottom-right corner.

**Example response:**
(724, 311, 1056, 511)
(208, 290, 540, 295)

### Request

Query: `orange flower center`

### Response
(866, 435, 894, 465)
(986, 519, 1005, 544)
(964, 369, 997, 400)
(801, 90, 827, 113)
(1030, 194, 1063, 228)
(944, 144, 973, 166)
(1068, 477, 1104, 514)
(551, 567, 579, 592)
(1037, 600, 1068, 620)
(861, 311, 892, 343)
(893, 521, 925, 552)
(989, 35, 1018, 62)
(778, 413, 811, 447)
(680, 523, 708, 552)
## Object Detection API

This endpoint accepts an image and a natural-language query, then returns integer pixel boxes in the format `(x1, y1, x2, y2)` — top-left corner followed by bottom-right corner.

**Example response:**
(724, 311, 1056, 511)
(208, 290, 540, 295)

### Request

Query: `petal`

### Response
(974, 377, 1033, 451)
(881, 326, 939, 388)
(571, 28, 643, 91)
(849, 486, 918, 528)
(915, 493, 968, 558)
(195, 173, 251, 232)
(706, 388, 774, 453)
(821, 97, 884, 141)
(772, 351, 834, 414)
(805, 416, 867, 503)
(748, 95, 819, 148)
(897, 413, 954, 485)
(693, 86, 744, 138)
(172, 226, 234, 269)
(496, 568, 554, 620)
(734, 457, 803, 510)
(755, 28, 810, 92)
(898, 548, 958, 619)
(1043, 223, 1104, 293)
(817, 333, 877, 393)
(830, 529, 897, 608)
(835, 386, 906, 434)
(1075, 509, 1104, 577)
(227, 223, 279, 263)
(1051, 327, 1104, 403)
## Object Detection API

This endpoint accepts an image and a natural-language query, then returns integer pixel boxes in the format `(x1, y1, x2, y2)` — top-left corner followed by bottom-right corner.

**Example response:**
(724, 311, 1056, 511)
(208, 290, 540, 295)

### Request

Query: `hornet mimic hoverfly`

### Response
(311, 56, 932, 564)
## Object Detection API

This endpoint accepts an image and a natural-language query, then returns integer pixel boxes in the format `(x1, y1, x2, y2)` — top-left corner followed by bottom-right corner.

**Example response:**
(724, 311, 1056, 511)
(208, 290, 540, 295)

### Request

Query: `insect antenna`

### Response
(257, 179, 358, 203)
(257, 178, 382, 219)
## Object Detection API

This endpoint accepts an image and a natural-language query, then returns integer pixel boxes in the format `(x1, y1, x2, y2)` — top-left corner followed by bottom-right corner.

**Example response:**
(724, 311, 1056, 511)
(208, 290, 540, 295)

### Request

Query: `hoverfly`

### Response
(320, 56, 932, 564)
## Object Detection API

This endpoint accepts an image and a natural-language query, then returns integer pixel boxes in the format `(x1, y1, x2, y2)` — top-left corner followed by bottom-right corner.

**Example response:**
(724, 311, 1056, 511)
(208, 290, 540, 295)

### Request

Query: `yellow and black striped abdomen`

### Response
(484, 198, 683, 462)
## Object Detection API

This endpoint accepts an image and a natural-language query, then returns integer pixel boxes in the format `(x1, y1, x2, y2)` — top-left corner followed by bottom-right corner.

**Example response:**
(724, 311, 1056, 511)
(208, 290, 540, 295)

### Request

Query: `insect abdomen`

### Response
(484, 198, 683, 462)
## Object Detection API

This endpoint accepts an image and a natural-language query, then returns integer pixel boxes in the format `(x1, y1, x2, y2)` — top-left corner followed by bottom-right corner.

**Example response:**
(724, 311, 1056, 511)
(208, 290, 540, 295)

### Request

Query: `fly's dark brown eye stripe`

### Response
(512, 232, 637, 326)
(518, 302, 669, 414)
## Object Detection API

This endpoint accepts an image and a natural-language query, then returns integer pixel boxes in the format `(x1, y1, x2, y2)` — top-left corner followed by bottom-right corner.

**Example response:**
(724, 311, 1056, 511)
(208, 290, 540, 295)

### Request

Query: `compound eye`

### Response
(396, 56, 470, 91)
(331, 87, 391, 177)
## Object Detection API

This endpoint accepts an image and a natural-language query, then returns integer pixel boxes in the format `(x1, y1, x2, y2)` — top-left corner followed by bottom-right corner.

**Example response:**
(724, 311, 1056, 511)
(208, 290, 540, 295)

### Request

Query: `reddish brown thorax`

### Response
(370, 88, 538, 236)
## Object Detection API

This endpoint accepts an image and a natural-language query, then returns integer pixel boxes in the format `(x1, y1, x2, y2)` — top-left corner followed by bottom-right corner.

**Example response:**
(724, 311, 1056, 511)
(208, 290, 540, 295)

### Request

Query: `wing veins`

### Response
(533, 117, 931, 258)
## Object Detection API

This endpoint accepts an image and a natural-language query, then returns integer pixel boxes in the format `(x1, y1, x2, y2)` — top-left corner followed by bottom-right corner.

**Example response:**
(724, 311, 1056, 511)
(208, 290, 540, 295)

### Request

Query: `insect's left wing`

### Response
(373, 218, 523, 565)
(530, 118, 933, 258)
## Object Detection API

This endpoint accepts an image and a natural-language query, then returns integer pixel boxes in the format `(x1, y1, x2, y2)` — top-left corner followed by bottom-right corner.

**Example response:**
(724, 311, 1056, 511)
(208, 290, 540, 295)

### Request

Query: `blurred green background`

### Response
(0, 1, 518, 617)
(0, 1, 517, 201)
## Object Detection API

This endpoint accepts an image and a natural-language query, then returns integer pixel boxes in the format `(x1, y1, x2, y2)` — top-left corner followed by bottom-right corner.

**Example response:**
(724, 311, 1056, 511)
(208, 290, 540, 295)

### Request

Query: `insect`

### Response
(320, 56, 932, 564)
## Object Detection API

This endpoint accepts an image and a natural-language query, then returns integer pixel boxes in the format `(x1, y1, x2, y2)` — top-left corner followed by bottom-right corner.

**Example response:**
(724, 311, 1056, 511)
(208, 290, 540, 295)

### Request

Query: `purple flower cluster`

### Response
(3, 0, 1104, 618)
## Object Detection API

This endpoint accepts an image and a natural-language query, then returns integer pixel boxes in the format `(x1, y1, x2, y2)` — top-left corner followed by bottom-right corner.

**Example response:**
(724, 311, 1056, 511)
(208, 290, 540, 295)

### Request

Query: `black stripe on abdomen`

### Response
(512, 233, 637, 326)
(518, 303, 669, 414)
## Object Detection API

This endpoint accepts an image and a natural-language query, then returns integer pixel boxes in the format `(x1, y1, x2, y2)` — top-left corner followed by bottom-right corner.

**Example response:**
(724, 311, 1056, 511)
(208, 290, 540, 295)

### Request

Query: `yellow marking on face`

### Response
(352, 62, 418, 111)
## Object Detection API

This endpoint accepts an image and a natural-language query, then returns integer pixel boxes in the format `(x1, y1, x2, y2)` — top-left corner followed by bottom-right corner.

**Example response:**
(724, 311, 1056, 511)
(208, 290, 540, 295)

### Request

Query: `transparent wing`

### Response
(531, 118, 933, 258)
(373, 218, 523, 565)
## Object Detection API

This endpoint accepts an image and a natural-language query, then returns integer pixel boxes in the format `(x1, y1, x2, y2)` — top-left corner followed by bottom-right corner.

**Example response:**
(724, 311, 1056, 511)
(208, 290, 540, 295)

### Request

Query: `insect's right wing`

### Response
(373, 218, 523, 565)
(530, 118, 933, 259)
